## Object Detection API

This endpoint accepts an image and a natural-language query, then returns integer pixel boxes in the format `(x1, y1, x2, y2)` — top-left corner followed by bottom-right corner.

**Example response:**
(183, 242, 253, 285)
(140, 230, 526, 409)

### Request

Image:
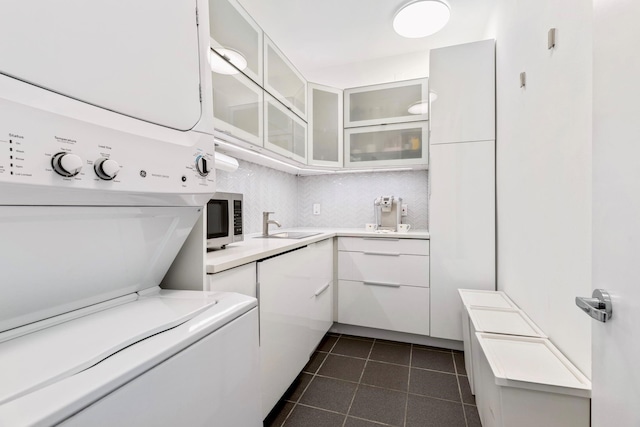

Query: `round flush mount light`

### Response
(210, 48, 248, 75)
(393, 0, 451, 38)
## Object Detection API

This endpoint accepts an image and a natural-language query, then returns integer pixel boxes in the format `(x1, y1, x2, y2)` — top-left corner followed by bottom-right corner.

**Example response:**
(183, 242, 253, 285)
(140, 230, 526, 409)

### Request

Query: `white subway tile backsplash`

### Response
(298, 171, 428, 229)
(215, 159, 428, 233)
(215, 160, 299, 234)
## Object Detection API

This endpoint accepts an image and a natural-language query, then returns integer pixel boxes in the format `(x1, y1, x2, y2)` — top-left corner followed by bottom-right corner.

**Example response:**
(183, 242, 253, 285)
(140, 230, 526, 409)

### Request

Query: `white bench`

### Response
(458, 289, 592, 427)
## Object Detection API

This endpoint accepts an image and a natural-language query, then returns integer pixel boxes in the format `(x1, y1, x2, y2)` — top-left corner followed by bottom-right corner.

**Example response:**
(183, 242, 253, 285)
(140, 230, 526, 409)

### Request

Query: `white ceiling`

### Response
(238, 0, 496, 88)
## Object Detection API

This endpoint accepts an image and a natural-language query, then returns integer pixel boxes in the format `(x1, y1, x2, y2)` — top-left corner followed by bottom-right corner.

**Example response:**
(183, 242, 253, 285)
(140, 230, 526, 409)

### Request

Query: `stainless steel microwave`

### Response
(206, 192, 243, 250)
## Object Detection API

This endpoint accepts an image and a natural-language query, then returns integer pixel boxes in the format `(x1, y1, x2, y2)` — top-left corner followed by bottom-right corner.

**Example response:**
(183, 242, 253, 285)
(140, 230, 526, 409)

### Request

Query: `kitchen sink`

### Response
(255, 232, 322, 239)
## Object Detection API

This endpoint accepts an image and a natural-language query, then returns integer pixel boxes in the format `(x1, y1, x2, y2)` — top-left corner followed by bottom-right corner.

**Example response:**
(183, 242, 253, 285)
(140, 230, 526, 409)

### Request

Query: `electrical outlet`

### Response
(313, 203, 321, 215)
(401, 204, 408, 216)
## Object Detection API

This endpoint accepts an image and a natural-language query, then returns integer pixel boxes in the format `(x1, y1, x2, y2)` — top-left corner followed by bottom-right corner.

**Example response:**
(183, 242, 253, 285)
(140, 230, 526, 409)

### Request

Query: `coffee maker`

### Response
(374, 196, 403, 231)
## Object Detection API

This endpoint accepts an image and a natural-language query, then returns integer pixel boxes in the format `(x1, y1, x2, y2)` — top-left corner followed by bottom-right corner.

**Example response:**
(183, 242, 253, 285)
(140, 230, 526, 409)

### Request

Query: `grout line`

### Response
(341, 337, 375, 427)
(404, 344, 414, 427)
(452, 352, 469, 427)
(281, 334, 342, 427)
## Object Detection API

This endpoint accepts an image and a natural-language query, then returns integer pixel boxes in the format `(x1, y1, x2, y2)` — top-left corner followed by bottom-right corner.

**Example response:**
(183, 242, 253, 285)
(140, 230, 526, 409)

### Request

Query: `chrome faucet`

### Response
(262, 211, 281, 236)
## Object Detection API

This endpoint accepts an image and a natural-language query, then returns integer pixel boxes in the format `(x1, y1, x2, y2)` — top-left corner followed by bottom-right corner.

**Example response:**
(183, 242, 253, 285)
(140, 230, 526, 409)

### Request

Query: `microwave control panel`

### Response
(233, 200, 243, 236)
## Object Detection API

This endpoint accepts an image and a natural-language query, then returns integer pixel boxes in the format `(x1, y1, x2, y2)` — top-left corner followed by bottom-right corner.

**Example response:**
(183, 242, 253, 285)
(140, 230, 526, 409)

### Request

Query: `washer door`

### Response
(0, 0, 202, 130)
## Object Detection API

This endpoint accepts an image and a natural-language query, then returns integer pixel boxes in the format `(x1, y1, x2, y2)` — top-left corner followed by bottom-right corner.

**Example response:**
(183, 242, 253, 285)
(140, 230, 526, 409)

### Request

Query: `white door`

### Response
(591, 0, 640, 425)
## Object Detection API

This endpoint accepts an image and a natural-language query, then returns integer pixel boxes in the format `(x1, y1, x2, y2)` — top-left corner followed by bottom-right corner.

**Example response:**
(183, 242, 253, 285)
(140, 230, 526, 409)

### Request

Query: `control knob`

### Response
(52, 152, 83, 177)
(195, 155, 211, 177)
(94, 158, 120, 180)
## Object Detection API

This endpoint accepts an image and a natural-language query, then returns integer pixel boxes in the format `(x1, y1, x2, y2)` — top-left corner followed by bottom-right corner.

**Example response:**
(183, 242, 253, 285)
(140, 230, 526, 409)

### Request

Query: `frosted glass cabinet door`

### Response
(212, 70, 263, 146)
(265, 94, 307, 163)
(344, 79, 428, 128)
(308, 83, 343, 167)
(209, 0, 263, 84)
(345, 122, 428, 167)
(264, 36, 307, 120)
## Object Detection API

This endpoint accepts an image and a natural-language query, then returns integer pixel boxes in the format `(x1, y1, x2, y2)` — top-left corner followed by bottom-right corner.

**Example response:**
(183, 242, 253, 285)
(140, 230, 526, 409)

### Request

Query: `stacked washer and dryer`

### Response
(0, 1, 261, 426)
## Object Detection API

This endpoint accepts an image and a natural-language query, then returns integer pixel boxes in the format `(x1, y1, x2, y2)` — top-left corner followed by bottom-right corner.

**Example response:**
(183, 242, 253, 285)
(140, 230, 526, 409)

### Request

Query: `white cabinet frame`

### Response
(308, 83, 344, 167)
(264, 35, 307, 121)
(344, 78, 428, 128)
(211, 63, 264, 147)
(344, 122, 429, 168)
(264, 93, 307, 164)
(209, 0, 264, 84)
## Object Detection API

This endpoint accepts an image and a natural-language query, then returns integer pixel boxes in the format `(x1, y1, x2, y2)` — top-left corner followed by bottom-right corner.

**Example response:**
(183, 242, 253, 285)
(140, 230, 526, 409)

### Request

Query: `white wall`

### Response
(486, 0, 592, 376)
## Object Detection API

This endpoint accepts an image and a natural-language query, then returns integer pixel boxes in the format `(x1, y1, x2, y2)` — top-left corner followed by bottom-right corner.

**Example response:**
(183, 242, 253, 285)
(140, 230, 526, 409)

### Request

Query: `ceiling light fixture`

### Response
(209, 48, 247, 75)
(393, 0, 451, 38)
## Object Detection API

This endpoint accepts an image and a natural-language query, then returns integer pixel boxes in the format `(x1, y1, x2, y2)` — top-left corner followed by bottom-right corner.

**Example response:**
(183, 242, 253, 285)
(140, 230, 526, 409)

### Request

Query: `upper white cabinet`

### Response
(345, 122, 428, 167)
(211, 70, 263, 146)
(264, 36, 307, 120)
(308, 83, 343, 167)
(344, 79, 428, 128)
(429, 39, 495, 145)
(264, 93, 307, 163)
(209, 0, 263, 84)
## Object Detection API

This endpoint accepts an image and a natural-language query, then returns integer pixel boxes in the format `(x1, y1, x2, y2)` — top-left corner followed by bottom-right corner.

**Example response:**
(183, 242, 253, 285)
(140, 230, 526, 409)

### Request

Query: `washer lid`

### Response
(468, 306, 546, 338)
(0, 289, 253, 406)
(476, 333, 591, 398)
(458, 289, 518, 309)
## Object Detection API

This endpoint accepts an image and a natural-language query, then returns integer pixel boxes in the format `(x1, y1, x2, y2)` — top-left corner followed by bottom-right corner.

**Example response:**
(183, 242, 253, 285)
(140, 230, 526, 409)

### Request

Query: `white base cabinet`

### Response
(208, 262, 257, 297)
(258, 239, 333, 418)
(338, 280, 429, 335)
(337, 237, 429, 336)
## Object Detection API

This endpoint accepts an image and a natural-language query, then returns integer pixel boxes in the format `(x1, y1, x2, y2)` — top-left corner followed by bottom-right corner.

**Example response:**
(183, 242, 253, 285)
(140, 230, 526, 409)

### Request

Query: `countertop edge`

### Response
(206, 228, 429, 275)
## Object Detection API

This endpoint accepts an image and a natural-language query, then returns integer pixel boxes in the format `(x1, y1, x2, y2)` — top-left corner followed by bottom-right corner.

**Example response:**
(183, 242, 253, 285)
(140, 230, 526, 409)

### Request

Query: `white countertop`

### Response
(206, 228, 429, 274)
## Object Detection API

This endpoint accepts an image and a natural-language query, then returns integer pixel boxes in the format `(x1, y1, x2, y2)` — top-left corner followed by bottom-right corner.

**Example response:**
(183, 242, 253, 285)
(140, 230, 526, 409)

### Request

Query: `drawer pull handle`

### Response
(363, 238, 400, 242)
(363, 251, 401, 257)
(314, 281, 331, 297)
(364, 281, 401, 288)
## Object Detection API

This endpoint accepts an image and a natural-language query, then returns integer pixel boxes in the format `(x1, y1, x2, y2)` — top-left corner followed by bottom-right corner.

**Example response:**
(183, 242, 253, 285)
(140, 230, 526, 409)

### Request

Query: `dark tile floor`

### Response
(264, 333, 481, 427)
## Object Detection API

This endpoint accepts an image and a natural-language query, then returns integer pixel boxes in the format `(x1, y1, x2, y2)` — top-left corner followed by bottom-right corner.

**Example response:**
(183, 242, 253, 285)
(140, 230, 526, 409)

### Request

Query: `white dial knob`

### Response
(52, 152, 83, 177)
(94, 158, 120, 180)
(195, 155, 211, 177)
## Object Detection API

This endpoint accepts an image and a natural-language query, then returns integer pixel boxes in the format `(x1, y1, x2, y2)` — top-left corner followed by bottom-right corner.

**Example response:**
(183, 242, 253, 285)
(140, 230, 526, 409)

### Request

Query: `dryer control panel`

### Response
(0, 95, 216, 206)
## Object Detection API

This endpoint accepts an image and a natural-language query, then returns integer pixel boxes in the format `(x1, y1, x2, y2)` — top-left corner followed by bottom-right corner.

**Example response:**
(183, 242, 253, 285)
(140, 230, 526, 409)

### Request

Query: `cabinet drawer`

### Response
(338, 280, 429, 335)
(338, 237, 429, 255)
(338, 251, 429, 288)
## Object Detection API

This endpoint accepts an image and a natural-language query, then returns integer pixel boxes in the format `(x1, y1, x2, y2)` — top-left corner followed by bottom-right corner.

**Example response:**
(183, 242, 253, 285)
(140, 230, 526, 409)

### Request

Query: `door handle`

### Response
(575, 289, 612, 322)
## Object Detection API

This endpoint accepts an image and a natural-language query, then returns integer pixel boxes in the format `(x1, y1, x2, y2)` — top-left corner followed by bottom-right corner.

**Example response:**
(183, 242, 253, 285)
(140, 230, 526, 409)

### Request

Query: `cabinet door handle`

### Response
(364, 281, 401, 288)
(314, 281, 331, 297)
(363, 238, 400, 242)
(363, 251, 401, 257)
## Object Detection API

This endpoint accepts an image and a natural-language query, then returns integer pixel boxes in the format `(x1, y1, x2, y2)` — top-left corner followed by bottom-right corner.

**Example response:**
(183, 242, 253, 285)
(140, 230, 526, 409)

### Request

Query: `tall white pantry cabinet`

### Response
(428, 39, 496, 341)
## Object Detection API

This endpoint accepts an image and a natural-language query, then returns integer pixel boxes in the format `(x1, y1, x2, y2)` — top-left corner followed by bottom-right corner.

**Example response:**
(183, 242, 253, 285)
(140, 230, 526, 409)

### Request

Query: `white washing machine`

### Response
(0, 1, 261, 425)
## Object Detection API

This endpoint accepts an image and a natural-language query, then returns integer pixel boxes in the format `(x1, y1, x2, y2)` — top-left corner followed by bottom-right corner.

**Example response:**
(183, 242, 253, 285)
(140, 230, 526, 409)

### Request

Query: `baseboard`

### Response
(329, 323, 463, 351)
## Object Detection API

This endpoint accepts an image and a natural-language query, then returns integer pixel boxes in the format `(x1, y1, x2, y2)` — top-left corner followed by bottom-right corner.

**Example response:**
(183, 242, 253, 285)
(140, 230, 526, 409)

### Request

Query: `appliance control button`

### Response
(52, 152, 83, 177)
(94, 158, 120, 180)
(195, 155, 211, 177)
